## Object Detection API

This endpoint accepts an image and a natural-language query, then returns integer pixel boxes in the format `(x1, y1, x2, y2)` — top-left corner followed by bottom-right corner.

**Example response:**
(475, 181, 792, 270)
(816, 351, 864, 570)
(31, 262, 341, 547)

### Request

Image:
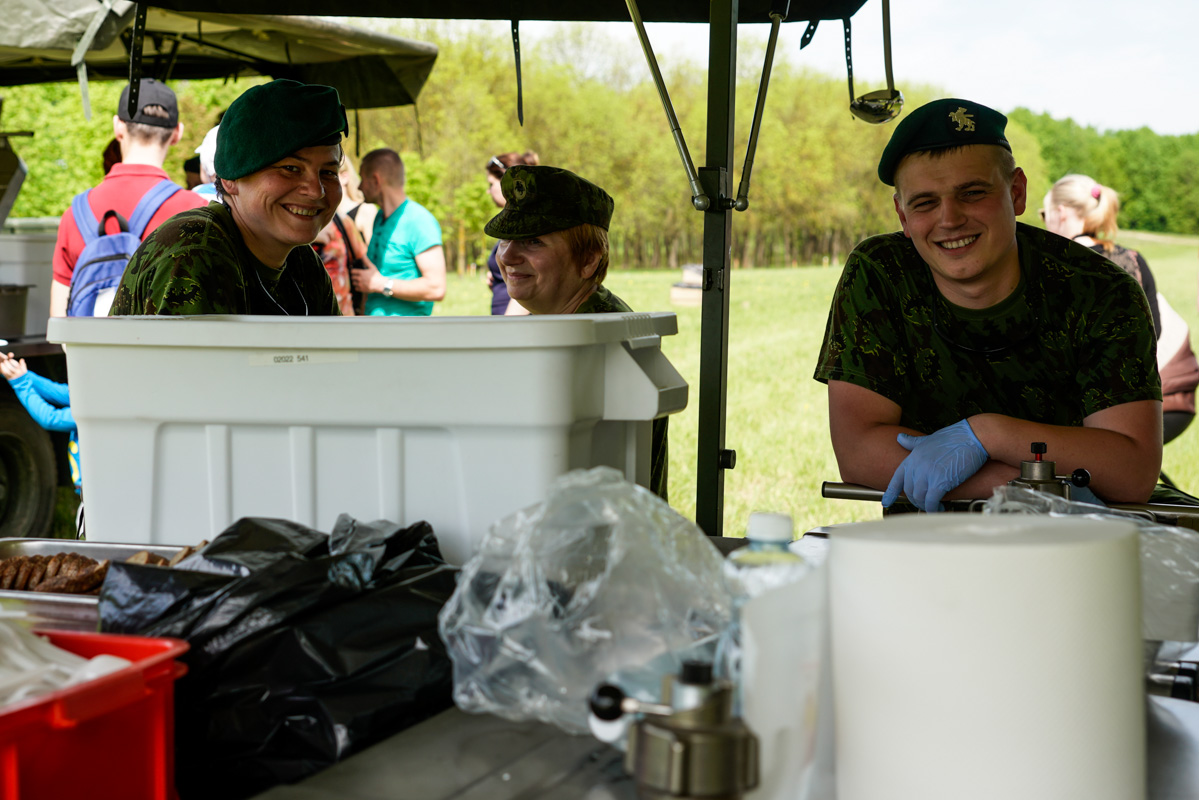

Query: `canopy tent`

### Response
(0, 2, 439, 109)
(134, 0, 877, 536)
(121, 1, 864, 22)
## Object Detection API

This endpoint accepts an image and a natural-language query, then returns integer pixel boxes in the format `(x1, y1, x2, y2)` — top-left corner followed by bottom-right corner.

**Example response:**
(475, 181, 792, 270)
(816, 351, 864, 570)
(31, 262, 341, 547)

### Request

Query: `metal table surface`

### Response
(253, 695, 1199, 800)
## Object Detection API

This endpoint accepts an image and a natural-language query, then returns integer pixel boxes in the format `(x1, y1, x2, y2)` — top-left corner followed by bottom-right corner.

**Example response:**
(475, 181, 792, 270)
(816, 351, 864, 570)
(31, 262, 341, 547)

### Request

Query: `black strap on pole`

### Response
(511, 20, 524, 126)
(127, 3, 147, 119)
(842, 17, 854, 103)
(800, 20, 819, 49)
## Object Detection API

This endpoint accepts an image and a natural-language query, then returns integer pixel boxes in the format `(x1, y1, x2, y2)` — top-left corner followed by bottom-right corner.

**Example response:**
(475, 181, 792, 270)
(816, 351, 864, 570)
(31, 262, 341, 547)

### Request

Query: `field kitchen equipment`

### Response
(824, 442, 1199, 530)
(590, 661, 760, 800)
(1009, 441, 1094, 500)
(0, 537, 184, 631)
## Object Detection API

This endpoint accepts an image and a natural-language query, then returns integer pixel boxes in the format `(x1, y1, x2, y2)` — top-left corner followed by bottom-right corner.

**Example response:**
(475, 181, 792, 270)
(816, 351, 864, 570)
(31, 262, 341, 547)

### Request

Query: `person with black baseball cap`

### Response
(813, 98, 1166, 512)
(483, 164, 669, 499)
(50, 78, 206, 317)
(111, 79, 348, 316)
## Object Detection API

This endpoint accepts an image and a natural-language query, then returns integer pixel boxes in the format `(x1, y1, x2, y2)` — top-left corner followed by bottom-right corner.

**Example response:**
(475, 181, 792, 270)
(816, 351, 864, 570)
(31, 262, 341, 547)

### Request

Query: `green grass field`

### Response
(438, 230, 1199, 536)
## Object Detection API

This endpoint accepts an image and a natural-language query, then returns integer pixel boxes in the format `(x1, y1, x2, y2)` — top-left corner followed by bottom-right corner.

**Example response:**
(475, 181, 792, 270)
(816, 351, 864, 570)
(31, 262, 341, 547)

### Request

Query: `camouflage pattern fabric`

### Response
(576, 284, 631, 314)
(110, 203, 340, 316)
(577, 284, 670, 501)
(814, 222, 1160, 435)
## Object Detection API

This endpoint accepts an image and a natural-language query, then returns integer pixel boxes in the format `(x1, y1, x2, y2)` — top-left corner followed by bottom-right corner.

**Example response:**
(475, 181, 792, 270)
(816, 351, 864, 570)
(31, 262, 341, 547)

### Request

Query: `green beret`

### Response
(484, 166, 614, 239)
(877, 98, 1011, 186)
(214, 79, 348, 181)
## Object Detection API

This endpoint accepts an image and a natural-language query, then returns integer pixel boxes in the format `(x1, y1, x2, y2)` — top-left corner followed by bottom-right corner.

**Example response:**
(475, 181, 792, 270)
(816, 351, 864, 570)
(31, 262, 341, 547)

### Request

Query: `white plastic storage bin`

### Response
(47, 314, 687, 564)
(0, 232, 56, 338)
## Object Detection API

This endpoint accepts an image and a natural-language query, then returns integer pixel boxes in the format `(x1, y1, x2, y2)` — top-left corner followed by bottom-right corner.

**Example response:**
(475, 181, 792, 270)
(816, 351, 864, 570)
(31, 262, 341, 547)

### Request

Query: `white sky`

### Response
(520, 0, 1199, 137)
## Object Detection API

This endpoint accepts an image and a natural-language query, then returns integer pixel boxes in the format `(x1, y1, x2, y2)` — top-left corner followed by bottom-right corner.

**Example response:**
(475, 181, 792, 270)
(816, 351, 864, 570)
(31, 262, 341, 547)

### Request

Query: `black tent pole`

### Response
(695, 0, 738, 537)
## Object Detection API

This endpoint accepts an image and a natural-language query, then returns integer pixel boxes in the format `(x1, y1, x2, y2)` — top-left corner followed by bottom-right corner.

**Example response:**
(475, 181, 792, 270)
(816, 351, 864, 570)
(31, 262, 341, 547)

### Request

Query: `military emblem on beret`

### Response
(948, 107, 975, 132)
(484, 165, 613, 239)
(876, 98, 1010, 185)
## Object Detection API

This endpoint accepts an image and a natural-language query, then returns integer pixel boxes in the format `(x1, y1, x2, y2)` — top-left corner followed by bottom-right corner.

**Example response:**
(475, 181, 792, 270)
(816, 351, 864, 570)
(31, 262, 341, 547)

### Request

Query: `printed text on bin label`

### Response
(248, 351, 359, 367)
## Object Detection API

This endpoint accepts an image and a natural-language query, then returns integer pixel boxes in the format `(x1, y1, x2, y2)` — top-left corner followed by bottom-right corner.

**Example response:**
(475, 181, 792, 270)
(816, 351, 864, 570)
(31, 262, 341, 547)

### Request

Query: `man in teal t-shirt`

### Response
(352, 148, 446, 316)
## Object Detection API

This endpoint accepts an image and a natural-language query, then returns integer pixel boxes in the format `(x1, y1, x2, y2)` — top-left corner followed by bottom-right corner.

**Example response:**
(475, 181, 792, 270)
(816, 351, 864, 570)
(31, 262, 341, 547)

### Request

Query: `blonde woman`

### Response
(1042, 174, 1198, 443)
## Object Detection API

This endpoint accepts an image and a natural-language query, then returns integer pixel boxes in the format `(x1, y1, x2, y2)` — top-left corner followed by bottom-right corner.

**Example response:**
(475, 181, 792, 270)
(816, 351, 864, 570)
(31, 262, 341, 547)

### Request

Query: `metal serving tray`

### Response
(0, 538, 184, 631)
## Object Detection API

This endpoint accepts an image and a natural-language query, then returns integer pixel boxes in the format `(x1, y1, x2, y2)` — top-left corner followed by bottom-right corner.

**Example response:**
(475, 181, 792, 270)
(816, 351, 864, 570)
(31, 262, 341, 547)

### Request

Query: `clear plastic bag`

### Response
(983, 485, 1199, 643)
(438, 466, 732, 734)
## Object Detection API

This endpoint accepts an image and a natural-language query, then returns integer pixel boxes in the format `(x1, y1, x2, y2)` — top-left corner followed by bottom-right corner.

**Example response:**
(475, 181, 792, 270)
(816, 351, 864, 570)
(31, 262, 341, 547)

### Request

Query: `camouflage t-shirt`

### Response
(576, 284, 631, 314)
(813, 222, 1160, 434)
(577, 284, 670, 501)
(109, 202, 340, 316)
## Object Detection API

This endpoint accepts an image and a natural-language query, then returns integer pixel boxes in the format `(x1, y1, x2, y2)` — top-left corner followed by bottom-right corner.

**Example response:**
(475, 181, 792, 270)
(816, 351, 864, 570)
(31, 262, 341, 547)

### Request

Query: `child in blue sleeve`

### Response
(0, 352, 81, 493)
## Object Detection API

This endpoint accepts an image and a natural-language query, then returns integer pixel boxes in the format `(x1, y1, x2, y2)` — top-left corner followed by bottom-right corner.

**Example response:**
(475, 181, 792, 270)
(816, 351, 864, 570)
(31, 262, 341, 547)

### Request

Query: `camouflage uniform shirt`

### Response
(577, 284, 670, 500)
(813, 222, 1160, 434)
(110, 202, 340, 316)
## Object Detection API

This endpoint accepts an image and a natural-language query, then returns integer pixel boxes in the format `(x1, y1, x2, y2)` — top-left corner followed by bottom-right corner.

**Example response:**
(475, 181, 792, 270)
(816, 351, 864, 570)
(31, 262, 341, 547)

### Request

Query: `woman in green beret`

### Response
(484, 165, 669, 500)
(110, 79, 347, 316)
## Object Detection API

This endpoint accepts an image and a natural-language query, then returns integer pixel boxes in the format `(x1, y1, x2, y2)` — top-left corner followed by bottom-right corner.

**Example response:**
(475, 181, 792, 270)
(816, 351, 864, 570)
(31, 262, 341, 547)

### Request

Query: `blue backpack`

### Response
(67, 179, 181, 316)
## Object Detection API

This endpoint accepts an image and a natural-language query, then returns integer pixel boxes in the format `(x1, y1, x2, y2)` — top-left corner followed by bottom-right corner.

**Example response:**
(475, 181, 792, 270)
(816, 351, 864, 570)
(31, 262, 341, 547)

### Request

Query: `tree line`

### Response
(5, 20, 1197, 271)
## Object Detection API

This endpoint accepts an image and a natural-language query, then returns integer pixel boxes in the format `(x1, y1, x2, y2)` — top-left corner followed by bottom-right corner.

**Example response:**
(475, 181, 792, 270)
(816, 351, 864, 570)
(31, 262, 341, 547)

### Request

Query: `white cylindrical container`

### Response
(830, 515, 1144, 800)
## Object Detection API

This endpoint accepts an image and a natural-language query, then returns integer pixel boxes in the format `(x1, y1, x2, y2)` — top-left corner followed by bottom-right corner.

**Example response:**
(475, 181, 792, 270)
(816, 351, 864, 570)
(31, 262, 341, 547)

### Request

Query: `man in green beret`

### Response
(110, 79, 346, 315)
(813, 97, 1163, 512)
(484, 164, 669, 498)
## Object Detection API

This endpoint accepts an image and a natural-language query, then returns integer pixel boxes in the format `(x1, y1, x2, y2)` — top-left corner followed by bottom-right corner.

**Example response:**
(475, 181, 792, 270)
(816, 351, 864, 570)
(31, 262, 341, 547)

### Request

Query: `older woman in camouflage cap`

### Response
(485, 165, 669, 499)
(110, 79, 347, 315)
(484, 165, 627, 315)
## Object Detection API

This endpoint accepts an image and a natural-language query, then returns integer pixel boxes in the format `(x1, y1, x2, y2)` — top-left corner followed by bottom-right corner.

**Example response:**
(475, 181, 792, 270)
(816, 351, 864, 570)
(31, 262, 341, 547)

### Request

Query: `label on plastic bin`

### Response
(247, 351, 359, 367)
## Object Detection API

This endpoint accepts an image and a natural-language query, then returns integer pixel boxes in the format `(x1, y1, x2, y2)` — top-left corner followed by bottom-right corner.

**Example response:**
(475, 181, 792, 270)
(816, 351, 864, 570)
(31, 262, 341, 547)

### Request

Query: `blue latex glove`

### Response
(1068, 485, 1106, 507)
(882, 419, 989, 512)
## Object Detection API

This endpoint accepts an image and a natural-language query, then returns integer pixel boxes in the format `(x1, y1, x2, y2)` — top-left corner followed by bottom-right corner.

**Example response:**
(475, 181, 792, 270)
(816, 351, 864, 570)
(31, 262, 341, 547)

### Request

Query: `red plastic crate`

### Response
(0, 630, 188, 800)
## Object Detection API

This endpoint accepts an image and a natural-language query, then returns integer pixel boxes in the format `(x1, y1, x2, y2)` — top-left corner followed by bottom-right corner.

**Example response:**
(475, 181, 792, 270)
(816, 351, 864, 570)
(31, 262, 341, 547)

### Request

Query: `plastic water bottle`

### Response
(722, 513, 806, 697)
(724, 513, 825, 800)
(726, 512, 808, 595)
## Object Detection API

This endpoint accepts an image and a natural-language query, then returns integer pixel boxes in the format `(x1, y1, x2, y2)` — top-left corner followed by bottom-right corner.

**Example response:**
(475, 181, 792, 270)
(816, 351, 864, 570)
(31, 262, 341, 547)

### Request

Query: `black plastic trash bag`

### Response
(100, 515, 458, 800)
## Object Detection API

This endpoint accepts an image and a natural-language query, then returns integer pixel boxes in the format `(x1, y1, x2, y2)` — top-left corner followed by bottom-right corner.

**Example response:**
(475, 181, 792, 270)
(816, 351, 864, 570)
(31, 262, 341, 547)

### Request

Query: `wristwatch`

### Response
(382, 279, 395, 298)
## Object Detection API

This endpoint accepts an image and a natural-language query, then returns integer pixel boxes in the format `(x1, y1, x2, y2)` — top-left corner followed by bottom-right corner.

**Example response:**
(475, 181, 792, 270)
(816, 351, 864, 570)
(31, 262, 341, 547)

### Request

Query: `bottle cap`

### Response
(747, 512, 793, 542)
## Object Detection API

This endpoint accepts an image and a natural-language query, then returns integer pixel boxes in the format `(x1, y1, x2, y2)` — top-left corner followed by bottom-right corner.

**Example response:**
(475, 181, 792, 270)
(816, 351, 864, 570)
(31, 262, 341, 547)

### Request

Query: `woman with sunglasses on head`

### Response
(1042, 175, 1199, 444)
(484, 151, 539, 315)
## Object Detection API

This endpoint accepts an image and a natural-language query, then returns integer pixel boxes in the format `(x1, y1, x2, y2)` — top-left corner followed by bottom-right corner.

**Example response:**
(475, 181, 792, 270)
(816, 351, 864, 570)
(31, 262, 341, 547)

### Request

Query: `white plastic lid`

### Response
(747, 512, 793, 542)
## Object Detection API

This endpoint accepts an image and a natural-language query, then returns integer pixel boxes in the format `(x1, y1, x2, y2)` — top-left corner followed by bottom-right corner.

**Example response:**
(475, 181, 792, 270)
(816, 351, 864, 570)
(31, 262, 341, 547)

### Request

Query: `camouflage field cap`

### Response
(877, 98, 1011, 186)
(214, 80, 348, 181)
(484, 166, 614, 239)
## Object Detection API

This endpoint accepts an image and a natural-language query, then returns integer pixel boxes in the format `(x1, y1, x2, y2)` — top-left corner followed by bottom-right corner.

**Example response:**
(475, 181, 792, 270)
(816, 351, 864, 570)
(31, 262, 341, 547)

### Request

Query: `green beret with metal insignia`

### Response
(877, 98, 1011, 186)
(214, 79, 348, 181)
(484, 166, 614, 239)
